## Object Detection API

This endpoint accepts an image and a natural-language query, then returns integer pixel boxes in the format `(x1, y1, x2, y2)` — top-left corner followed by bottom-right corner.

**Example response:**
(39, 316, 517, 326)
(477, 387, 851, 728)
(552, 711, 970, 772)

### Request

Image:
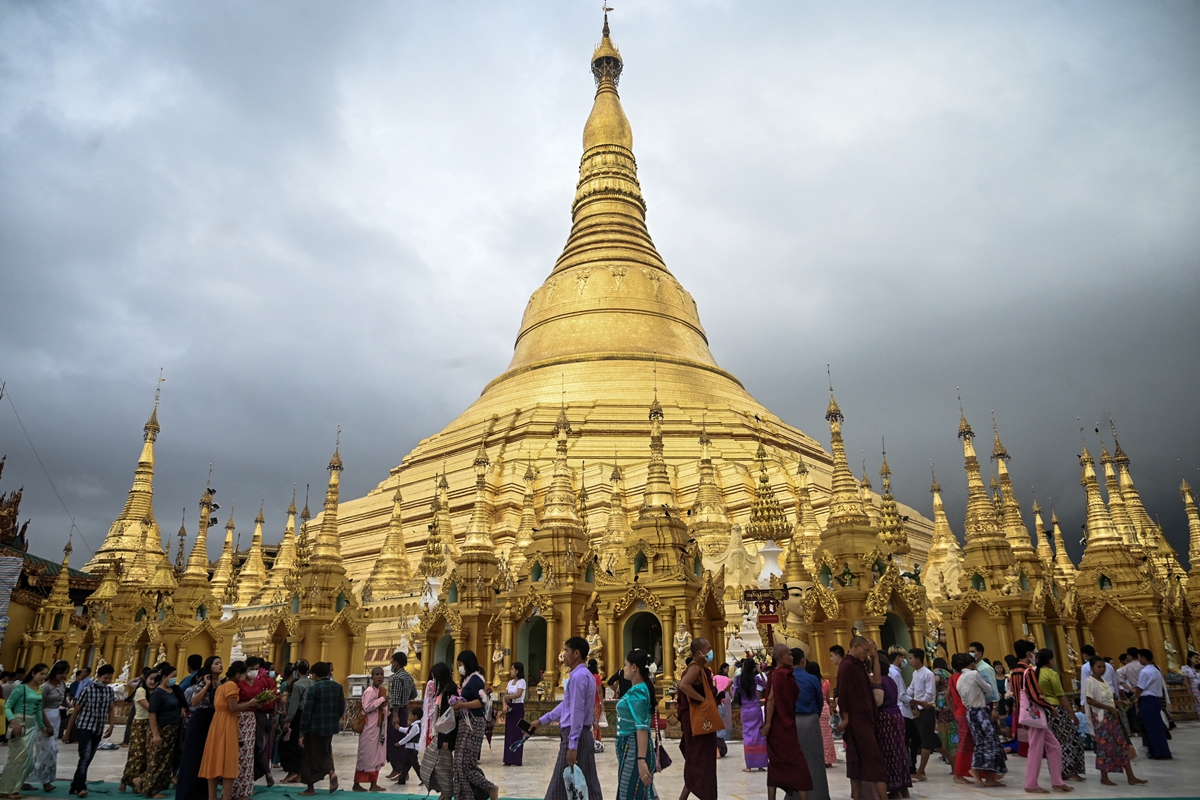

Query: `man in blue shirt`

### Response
(793, 649, 831, 800)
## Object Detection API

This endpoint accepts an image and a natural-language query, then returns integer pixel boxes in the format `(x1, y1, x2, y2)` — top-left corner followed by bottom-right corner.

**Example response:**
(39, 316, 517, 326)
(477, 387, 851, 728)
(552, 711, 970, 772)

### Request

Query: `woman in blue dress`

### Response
(616, 649, 657, 800)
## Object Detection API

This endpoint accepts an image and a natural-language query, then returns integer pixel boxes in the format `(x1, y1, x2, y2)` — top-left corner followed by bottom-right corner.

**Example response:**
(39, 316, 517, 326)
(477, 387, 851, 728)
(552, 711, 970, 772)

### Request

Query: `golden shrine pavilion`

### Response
(6, 18, 1197, 708)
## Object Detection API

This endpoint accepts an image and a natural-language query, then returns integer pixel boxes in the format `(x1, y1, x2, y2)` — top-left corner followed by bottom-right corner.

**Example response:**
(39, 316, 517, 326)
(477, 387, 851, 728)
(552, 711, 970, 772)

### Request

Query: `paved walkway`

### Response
(3, 721, 1197, 799)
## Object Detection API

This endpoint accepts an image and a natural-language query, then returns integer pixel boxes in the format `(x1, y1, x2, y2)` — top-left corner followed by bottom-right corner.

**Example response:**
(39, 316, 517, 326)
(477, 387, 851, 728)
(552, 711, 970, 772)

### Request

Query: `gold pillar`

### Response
(1136, 624, 1150, 650)
(606, 611, 619, 677)
(995, 616, 1013, 658)
(502, 613, 515, 674)
(663, 609, 676, 681)
(545, 613, 559, 696)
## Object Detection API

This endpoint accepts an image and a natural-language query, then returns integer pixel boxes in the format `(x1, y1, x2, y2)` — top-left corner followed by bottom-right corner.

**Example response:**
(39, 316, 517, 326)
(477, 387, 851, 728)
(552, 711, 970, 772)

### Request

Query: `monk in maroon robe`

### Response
(836, 636, 889, 800)
(761, 643, 812, 800)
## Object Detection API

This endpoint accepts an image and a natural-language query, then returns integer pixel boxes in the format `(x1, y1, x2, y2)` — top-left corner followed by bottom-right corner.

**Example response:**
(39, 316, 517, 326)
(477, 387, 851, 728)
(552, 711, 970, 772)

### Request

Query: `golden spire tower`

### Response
(1076, 439, 1141, 592)
(416, 476, 448, 582)
(746, 444, 790, 543)
(86, 383, 163, 573)
(990, 419, 1041, 579)
(957, 403, 1014, 583)
(366, 486, 411, 597)
(457, 441, 499, 602)
(877, 448, 910, 556)
(1031, 497, 1055, 576)
(1182, 477, 1200, 583)
(1100, 444, 1141, 553)
(791, 455, 823, 570)
(690, 425, 731, 559)
(534, 408, 584, 561)
(260, 494, 299, 603)
(823, 390, 868, 529)
(236, 502, 268, 605)
(210, 508, 236, 601)
(860, 461, 882, 529)
(925, 464, 964, 600)
(307, 443, 347, 576)
(601, 463, 630, 569)
(632, 396, 687, 548)
(508, 463, 538, 576)
(1050, 509, 1077, 585)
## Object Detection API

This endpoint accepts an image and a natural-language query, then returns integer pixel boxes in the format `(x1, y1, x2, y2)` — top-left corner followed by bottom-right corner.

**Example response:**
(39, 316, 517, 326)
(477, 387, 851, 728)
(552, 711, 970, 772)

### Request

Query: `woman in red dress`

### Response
(949, 654, 975, 785)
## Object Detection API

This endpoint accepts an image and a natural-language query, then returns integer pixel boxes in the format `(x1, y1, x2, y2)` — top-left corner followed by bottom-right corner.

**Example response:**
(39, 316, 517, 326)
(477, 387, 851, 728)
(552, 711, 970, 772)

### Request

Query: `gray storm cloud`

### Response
(0, 1, 1197, 567)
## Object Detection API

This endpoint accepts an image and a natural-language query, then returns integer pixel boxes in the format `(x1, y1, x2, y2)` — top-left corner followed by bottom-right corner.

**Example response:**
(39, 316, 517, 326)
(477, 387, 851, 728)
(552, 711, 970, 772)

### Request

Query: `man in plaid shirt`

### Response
(385, 652, 416, 780)
(67, 663, 115, 797)
(298, 662, 346, 795)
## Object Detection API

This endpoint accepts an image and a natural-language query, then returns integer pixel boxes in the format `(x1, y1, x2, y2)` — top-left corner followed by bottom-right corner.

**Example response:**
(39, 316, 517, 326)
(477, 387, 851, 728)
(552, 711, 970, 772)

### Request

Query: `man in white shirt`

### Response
(967, 642, 1001, 721)
(908, 647, 951, 780)
(1134, 649, 1172, 759)
(886, 646, 917, 772)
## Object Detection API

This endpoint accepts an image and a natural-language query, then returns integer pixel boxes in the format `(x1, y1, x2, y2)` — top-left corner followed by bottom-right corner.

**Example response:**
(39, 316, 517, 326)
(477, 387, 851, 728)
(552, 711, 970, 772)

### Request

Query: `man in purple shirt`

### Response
(529, 636, 603, 800)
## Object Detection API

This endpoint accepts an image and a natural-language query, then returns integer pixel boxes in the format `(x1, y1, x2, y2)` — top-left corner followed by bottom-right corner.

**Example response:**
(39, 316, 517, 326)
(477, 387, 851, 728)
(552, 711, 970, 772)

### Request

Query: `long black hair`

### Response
(804, 660, 822, 681)
(1034, 647, 1055, 678)
(510, 662, 525, 681)
(738, 657, 759, 700)
(431, 662, 455, 695)
(49, 660, 70, 682)
(22, 663, 48, 684)
(625, 649, 657, 709)
(457, 649, 481, 678)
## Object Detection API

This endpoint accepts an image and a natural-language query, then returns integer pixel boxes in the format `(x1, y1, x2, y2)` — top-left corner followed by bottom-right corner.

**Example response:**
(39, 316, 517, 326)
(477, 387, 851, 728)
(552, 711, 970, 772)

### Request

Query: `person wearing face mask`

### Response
(448, 650, 498, 800)
(121, 669, 160, 793)
(142, 665, 187, 798)
(245, 657, 278, 787)
(677, 637, 721, 800)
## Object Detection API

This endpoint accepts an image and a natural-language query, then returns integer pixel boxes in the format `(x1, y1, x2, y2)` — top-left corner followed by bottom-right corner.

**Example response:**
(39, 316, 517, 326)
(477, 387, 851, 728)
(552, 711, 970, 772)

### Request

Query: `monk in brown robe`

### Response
(761, 643, 812, 800)
(835, 636, 889, 800)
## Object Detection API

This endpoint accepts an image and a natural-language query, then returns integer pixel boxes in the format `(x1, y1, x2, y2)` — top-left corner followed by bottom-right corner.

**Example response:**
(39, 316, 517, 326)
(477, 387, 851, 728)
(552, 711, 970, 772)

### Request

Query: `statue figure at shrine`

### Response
(673, 613, 692, 678)
(585, 620, 603, 672)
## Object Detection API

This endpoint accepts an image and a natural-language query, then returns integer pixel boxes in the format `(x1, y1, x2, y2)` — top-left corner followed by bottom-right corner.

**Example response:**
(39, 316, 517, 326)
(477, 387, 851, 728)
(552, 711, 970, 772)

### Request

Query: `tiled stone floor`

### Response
(4, 722, 1197, 799)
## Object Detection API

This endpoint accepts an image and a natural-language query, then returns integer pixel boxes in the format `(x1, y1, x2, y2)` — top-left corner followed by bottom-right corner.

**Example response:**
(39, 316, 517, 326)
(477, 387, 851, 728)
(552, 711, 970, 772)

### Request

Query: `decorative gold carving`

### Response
(1082, 596, 1145, 625)
(949, 588, 1006, 620)
(613, 583, 662, 616)
(416, 601, 463, 637)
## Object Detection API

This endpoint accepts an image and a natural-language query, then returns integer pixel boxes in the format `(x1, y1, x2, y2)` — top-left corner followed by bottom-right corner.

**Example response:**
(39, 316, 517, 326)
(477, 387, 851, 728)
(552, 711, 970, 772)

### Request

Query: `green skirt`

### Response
(0, 718, 38, 794)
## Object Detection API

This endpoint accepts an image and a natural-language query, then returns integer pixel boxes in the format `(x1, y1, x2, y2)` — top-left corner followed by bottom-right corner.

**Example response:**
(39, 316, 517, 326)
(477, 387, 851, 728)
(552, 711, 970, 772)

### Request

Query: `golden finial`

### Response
(825, 363, 842, 422)
(956, 388, 973, 441)
(288, 486, 297, 516)
(1109, 419, 1129, 466)
(1031, 489, 1041, 515)
(880, 437, 891, 482)
(990, 411, 1009, 462)
(301, 484, 311, 522)
(329, 425, 344, 471)
(256, 497, 265, 526)
(144, 369, 164, 441)
(930, 461, 941, 494)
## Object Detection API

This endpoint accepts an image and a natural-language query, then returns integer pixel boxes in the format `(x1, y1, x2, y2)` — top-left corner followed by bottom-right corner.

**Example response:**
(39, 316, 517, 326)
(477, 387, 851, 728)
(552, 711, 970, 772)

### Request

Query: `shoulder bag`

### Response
(688, 669, 724, 737)
(652, 705, 671, 770)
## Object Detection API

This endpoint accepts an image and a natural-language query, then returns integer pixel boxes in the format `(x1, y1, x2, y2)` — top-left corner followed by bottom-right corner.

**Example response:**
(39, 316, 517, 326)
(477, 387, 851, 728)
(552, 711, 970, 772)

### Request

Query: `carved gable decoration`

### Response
(1082, 596, 1145, 625)
(949, 588, 1005, 620)
(416, 601, 463, 637)
(613, 583, 662, 616)
(322, 606, 366, 638)
(179, 619, 226, 646)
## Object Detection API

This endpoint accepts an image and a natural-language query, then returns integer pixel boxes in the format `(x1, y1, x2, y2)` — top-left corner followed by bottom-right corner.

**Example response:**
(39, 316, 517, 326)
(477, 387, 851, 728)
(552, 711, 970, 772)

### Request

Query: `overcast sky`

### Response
(1, 1, 1198, 571)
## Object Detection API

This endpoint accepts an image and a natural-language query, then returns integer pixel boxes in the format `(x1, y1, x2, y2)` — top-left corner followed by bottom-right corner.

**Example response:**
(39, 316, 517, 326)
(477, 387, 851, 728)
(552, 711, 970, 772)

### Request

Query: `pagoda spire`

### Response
(87, 379, 164, 572)
(462, 441, 496, 551)
(877, 445, 909, 555)
(859, 458, 881, 528)
(181, 483, 216, 586)
(746, 444, 790, 543)
(1050, 508, 1077, 584)
(1079, 441, 1121, 547)
(690, 423, 730, 558)
(509, 463, 537, 575)
(174, 513, 187, 576)
(306, 439, 347, 576)
(210, 506, 236, 600)
(956, 398, 1014, 582)
(417, 476, 448, 581)
(1110, 422, 1156, 546)
(236, 501, 268, 605)
(541, 408, 581, 527)
(46, 538, 74, 609)
(1031, 496, 1055, 574)
(640, 395, 677, 514)
(1182, 478, 1200, 579)
(990, 418, 1040, 573)
(504, 14, 722, 385)
(602, 463, 631, 567)
(924, 463, 963, 601)
(1100, 443, 1141, 552)
(823, 385, 868, 528)
(261, 493, 299, 602)
(790, 455, 823, 569)
(367, 485, 412, 597)
(435, 470, 457, 556)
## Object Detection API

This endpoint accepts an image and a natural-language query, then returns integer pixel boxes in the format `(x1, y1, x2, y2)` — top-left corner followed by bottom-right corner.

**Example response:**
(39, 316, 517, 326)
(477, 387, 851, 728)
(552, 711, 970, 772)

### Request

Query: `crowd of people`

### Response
(0, 634, 1193, 800)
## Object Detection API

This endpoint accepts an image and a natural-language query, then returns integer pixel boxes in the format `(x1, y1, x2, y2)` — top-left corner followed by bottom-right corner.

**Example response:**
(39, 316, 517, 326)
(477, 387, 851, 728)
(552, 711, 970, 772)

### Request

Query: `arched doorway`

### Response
(880, 611, 913, 681)
(518, 616, 548, 685)
(623, 612, 663, 667)
(433, 634, 455, 668)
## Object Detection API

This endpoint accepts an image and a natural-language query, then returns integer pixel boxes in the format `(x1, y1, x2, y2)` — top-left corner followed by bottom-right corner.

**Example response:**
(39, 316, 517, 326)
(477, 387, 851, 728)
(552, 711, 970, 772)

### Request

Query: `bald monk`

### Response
(835, 637, 889, 800)
(761, 643, 811, 800)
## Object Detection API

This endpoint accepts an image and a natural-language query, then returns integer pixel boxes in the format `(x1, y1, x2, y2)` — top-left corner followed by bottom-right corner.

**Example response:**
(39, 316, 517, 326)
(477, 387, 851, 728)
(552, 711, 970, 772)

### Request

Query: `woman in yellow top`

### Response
(199, 662, 260, 800)
(1037, 652, 1085, 781)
